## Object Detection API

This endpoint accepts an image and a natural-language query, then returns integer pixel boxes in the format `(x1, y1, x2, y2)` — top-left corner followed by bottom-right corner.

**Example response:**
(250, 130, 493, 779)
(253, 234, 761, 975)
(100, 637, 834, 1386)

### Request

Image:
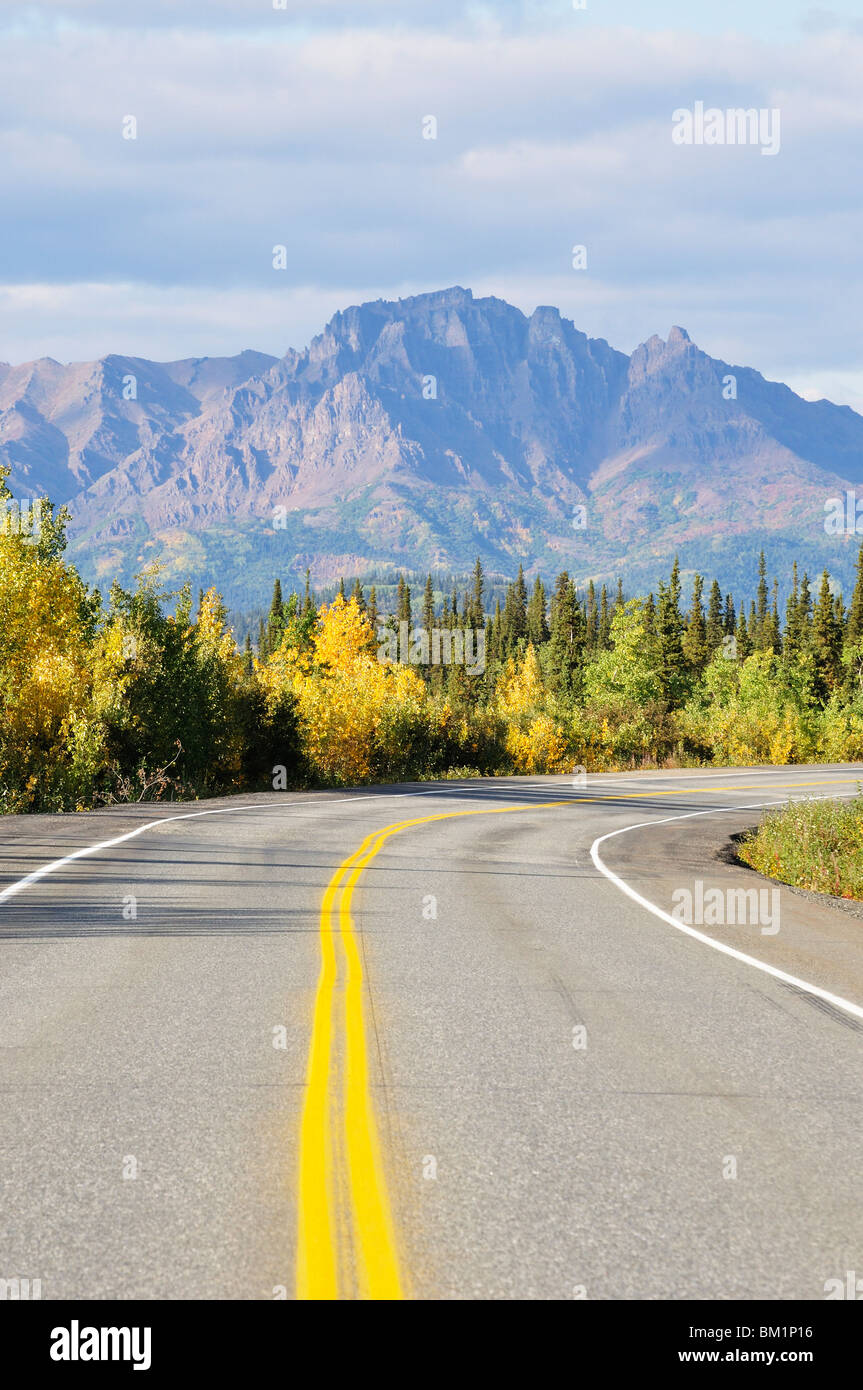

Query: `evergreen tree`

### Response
(797, 572, 813, 652)
(765, 579, 782, 654)
(548, 573, 584, 698)
(846, 543, 863, 648)
(683, 572, 709, 674)
(754, 550, 769, 649)
(812, 570, 842, 697)
(784, 562, 803, 660)
(302, 568, 314, 619)
(586, 580, 598, 652)
(598, 585, 611, 648)
(422, 575, 435, 635)
(471, 557, 485, 627)
(350, 578, 365, 612)
(267, 578, 284, 651)
(644, 592, 656, 633)
(367, 586, 379, 637)
(706, 579, 724, 653)
(736, 603, 752, 660)
(396, 576, 412, 628)
(655, 557, 686, 698)
(502, 565, 528, 652)
(527, 576, 549, 647)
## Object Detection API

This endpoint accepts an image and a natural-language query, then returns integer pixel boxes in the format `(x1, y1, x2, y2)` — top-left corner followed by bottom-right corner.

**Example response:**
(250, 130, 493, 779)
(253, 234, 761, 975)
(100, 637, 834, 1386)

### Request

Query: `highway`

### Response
(1, 765, 861, 1301)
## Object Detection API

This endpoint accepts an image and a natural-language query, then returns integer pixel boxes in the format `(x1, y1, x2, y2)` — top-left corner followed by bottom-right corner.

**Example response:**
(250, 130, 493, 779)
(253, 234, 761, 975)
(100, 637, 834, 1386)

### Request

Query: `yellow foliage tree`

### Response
(495, 644, 570, 773)
(0, 520, 95, 807)
(261, 595, 428, 785)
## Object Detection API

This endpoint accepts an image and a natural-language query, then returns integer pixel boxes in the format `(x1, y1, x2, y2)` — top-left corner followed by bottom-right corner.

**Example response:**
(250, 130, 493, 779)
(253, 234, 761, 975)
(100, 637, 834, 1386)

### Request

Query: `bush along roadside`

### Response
(738, 794, 863, 901)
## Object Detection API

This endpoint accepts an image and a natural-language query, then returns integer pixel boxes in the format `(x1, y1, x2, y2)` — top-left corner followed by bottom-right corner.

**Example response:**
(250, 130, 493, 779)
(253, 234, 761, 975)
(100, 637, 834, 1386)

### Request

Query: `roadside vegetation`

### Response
(5, 463, 863, 812)
(738, 795, 863, 900)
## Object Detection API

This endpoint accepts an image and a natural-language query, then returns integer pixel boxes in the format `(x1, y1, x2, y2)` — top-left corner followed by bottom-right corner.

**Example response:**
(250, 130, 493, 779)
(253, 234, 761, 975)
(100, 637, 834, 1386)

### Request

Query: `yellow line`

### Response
(295, 775, 860, 1298)
(295, 870, 339, 1299)
(296, 827, 384, 1299)
(339, 837, 402, 1299)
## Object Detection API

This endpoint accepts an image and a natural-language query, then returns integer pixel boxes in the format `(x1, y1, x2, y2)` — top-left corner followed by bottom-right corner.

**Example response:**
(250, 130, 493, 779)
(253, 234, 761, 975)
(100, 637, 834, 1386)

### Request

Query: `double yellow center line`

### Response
(295, 778, 859, 1299)
(295, 802, 570, 1299)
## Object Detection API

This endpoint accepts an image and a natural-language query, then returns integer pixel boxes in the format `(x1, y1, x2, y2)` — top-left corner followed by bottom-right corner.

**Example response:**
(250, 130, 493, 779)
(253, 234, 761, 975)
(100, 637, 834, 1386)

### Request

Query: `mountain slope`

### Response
(2, 288, 860, 606)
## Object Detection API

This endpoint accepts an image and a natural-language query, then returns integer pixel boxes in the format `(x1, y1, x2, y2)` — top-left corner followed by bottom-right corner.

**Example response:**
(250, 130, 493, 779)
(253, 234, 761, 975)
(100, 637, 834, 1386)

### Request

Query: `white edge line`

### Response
(590, 796, 863, 1024)
(0, 785, 484, 907)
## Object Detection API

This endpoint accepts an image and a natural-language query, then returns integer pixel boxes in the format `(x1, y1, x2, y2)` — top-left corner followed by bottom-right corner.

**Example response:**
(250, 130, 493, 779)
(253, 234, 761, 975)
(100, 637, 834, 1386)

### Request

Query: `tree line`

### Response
(3, 462, 863, 812)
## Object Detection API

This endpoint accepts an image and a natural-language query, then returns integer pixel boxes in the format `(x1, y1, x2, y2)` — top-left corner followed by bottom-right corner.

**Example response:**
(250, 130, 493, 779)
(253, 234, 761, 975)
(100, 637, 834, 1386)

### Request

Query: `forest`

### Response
(3, 464, 863, 813)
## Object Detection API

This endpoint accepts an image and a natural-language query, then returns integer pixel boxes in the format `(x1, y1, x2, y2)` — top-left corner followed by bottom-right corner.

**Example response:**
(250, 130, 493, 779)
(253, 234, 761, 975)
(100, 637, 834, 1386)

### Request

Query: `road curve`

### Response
(1, 765, 861, 1300)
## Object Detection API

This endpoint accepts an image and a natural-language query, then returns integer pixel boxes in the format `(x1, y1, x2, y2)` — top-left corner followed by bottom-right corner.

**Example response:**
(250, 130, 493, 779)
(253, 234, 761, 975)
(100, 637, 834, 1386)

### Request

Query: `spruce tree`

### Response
(683, 572, 709, 674)
(527, 576, 549, 647)
(755, 550, 769, 649)
(655, 558, 686, 698)
(798, 573, 813, 652)
(706, 578, 724, 653)
(422, 575, 435, 635)
(812, 570, 842, 697)
(644, 592, 656, 633)
(846, 543, 863, 647)
(396, 577, 412, 629)
(784, 562, 802, 660)
(471, 558, 485, 627)
(548, 573, 584, 698)
(766, 579, 782, 654)
(502, 566, 528, 652)
(267, 578, 284, 651)
(302, 568, 314, 618)
(586, 581, 598, 652)
(598, 585, 611, 648)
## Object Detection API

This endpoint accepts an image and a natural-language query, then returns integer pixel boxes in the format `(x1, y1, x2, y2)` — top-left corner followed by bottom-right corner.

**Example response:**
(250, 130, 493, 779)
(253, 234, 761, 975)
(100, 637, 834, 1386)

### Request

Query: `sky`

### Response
(0, 1, 862, 407)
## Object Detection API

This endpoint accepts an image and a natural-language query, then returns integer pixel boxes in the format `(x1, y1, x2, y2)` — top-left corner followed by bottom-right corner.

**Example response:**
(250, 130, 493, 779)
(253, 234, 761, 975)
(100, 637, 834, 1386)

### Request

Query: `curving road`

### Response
(1, 765, 862, 1300)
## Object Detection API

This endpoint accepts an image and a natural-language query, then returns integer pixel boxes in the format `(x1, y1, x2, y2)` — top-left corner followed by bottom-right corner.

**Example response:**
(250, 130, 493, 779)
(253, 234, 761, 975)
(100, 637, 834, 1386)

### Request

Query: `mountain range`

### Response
(2, 286, 862, 609)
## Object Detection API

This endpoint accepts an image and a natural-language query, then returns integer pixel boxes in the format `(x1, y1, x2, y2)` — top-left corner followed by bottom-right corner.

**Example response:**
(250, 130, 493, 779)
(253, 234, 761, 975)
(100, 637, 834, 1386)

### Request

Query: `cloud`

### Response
(0, 19, 860, 407)
(2, 0, 510, 34)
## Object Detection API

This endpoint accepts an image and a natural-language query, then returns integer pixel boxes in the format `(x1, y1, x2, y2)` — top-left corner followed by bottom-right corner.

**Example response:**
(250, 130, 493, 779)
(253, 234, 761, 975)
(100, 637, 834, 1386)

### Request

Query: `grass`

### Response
(738, 793, 863, 901)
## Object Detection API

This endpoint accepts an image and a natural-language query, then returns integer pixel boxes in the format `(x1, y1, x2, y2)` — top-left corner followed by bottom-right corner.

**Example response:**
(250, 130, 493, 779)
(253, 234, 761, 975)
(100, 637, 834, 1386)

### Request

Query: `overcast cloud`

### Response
(0, 2, 861, 407)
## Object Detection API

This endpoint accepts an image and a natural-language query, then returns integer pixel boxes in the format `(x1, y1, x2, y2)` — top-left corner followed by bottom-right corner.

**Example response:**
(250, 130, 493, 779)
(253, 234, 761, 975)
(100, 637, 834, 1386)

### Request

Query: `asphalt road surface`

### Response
(1, 764, 862, 1301)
